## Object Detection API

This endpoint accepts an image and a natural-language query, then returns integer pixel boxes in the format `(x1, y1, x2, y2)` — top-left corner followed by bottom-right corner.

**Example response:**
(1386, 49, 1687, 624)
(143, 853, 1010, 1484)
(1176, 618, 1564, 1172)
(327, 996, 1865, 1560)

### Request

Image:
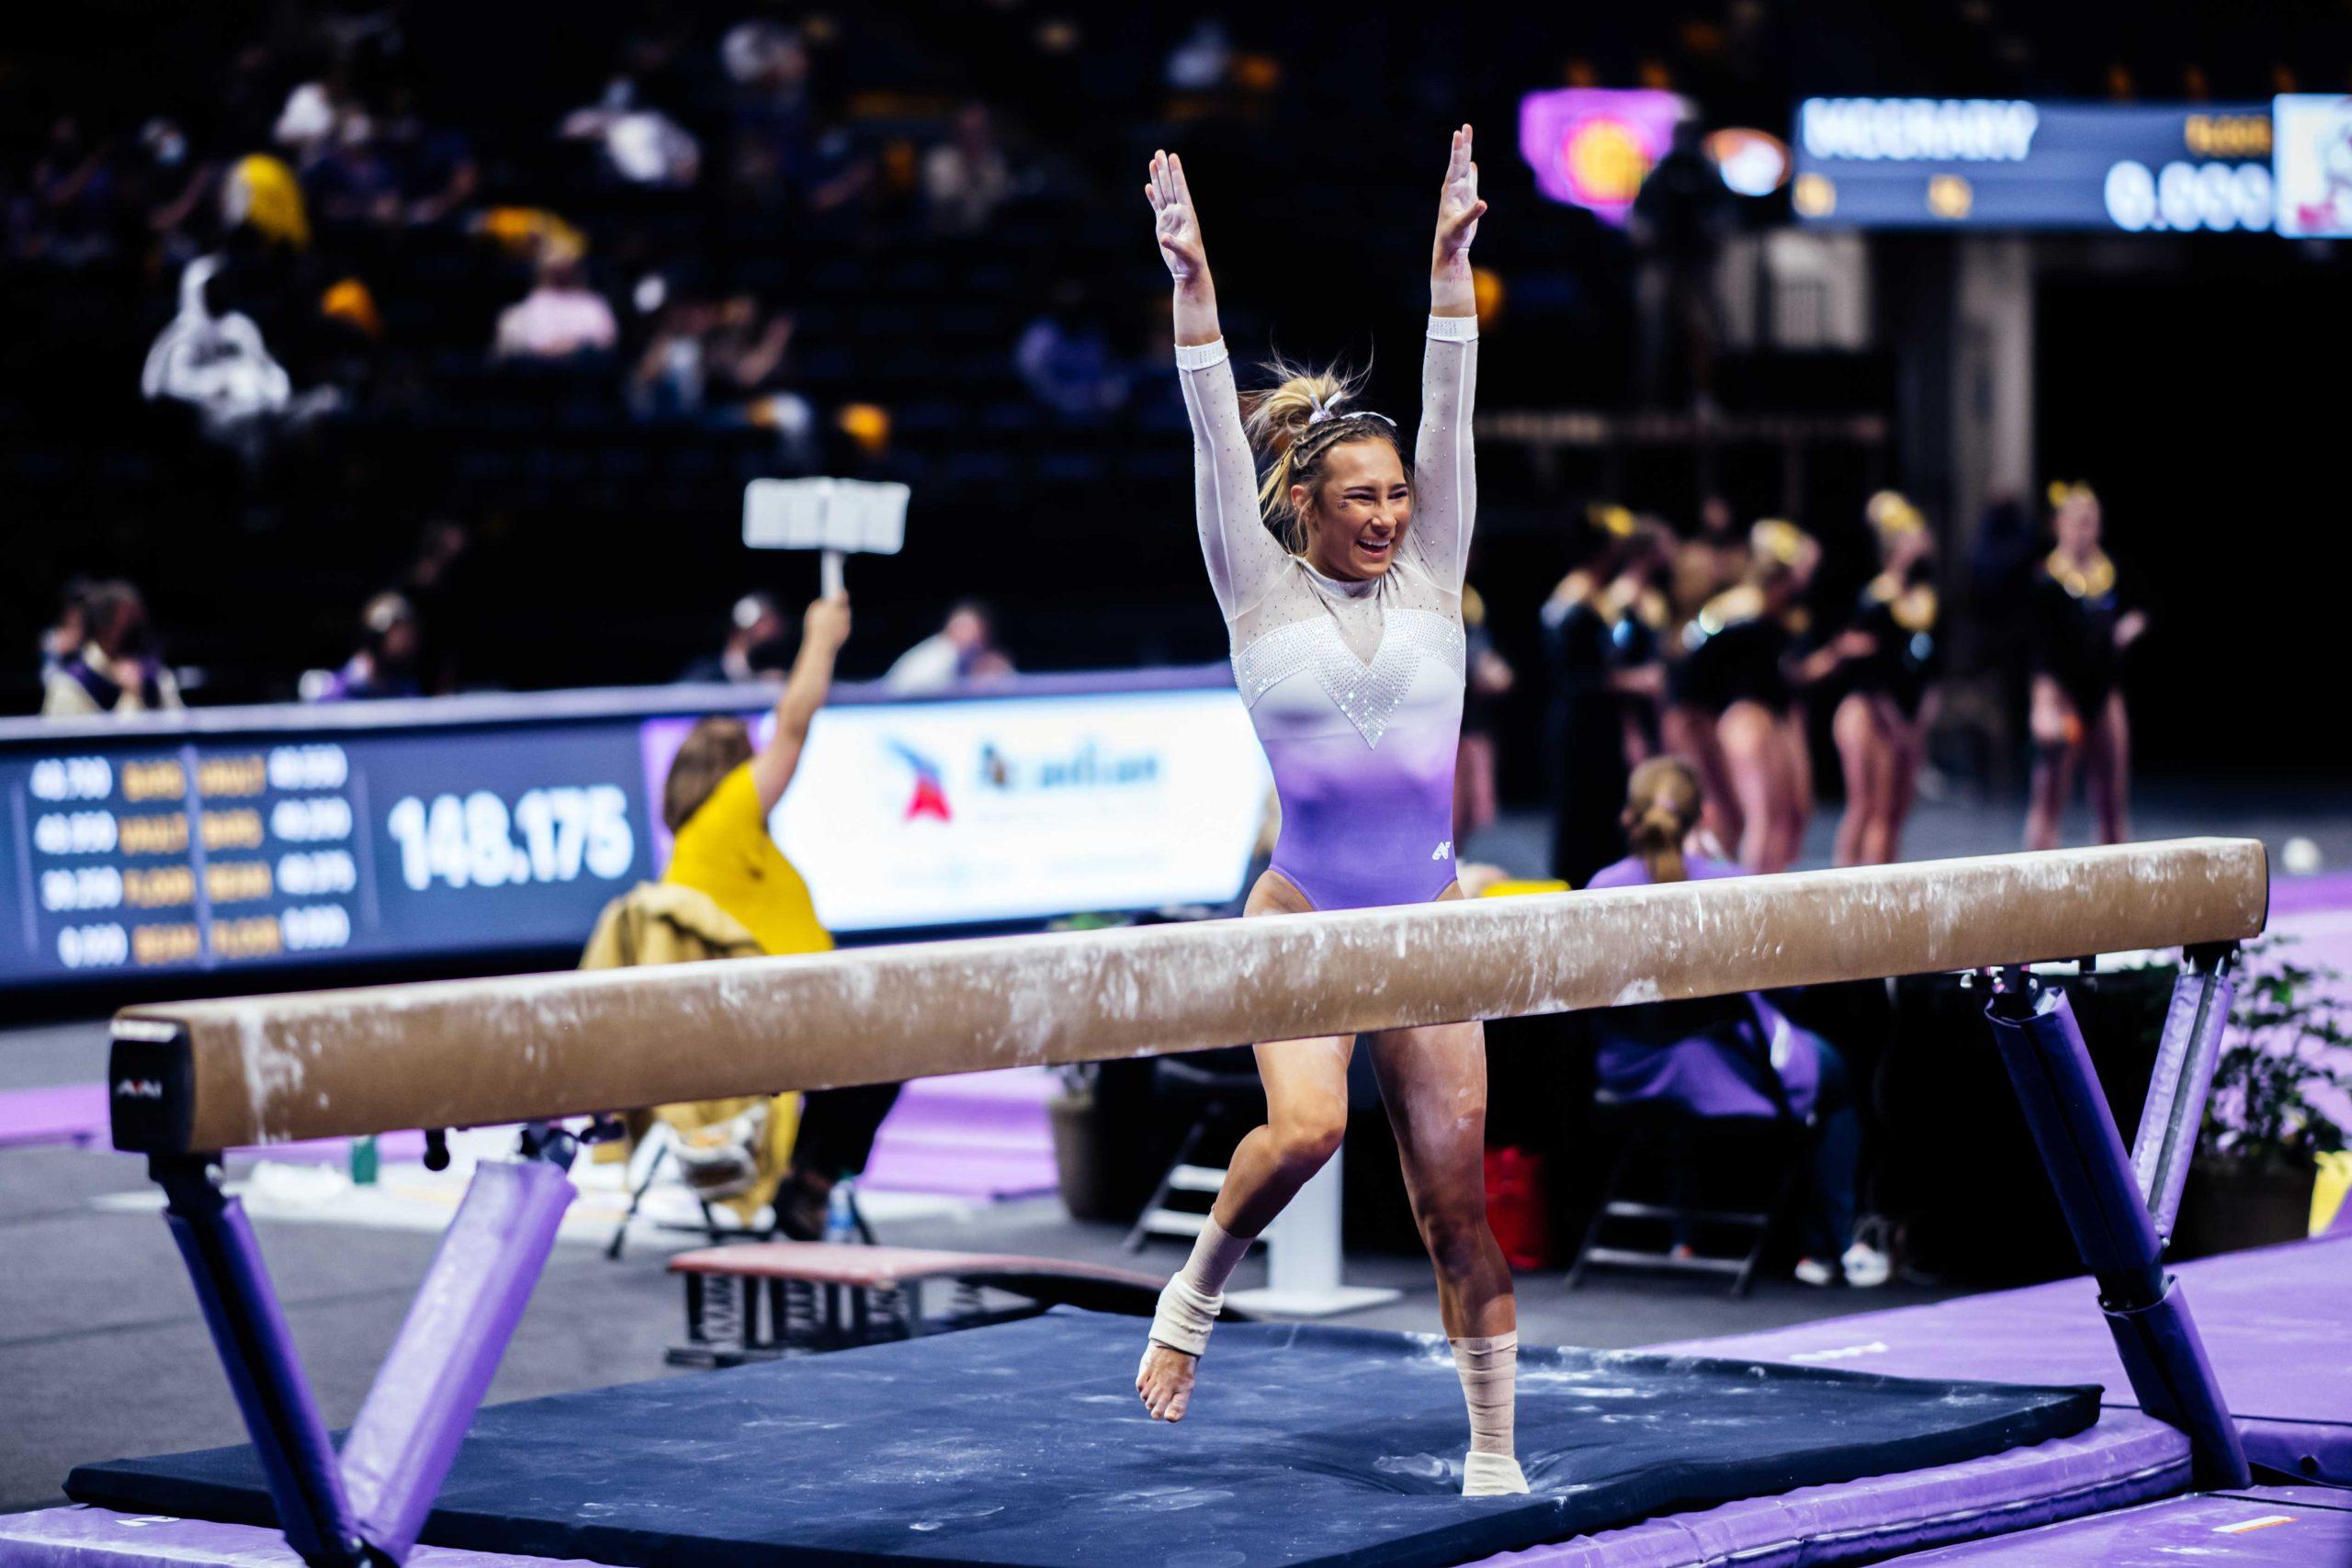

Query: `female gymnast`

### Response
(2025, 482, 2143, 850)
(1542, 506, 1670, 888)
(1661, 495, 1749, 860)
(1680, 520, 1844, 872)
(1134, 129, 1528, 1497)
(1830, 492, 1941, 866)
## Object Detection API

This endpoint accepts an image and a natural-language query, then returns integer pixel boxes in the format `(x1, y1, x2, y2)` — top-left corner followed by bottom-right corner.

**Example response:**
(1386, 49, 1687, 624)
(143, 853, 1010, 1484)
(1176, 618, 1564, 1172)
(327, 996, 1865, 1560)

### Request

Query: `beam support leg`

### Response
(153, 1157, 368, 1568)
(1984, 970, 2249, 1488)
(2131, 945, 2236, 1243)
(339, 1157, 575, 1562)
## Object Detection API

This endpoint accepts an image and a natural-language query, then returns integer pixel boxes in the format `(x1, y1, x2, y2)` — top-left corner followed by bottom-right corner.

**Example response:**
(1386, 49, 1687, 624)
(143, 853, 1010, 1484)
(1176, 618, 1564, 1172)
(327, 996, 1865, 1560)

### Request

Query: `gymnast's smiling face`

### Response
(1294, 440, 1412, 581)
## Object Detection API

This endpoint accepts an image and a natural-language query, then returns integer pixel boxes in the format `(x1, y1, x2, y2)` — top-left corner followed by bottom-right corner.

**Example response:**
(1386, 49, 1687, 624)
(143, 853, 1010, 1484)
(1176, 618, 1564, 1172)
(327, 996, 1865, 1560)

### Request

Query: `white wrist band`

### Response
(1426, 314, 1479, 342)
(1174, 338, 1230, 370)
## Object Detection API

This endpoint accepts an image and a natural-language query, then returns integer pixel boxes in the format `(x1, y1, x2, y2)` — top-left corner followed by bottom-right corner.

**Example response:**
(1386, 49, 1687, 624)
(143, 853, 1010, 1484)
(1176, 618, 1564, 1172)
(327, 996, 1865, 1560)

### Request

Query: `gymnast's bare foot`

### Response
(1136, 1340, 1200, 1420)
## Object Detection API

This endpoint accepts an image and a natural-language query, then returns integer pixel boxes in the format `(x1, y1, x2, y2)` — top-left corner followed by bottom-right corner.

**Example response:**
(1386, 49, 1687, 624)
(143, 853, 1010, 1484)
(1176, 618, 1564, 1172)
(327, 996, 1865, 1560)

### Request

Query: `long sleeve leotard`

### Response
(1179, 316, 1478, 910)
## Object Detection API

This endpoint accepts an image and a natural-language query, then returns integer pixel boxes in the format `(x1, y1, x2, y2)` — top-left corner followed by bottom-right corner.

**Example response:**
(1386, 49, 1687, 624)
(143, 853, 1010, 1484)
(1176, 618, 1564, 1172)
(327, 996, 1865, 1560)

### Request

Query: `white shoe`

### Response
(1463, 1451, 1529, 1496)
(1792, 1256, 1838, 1288)
(1841, 1241, 1892, 1289)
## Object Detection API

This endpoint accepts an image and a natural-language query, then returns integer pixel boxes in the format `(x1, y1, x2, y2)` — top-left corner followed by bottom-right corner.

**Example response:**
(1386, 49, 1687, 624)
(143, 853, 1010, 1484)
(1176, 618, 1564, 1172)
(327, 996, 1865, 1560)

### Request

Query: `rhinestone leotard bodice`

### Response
(1178, 318, 1479, 910)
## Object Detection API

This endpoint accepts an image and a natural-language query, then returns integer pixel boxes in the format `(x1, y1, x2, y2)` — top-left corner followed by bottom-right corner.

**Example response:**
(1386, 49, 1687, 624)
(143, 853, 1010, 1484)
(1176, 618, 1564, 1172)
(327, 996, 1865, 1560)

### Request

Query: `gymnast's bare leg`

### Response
(1136, 869, 1351, 1424)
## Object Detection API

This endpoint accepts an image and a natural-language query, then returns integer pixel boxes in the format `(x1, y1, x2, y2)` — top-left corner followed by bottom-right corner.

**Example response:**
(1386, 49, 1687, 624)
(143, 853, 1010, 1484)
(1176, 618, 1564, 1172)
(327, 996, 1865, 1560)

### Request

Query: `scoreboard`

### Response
(0, 671, 1271, 995)
(2, 725, 653, 988)
(1791, 99, 2276, 231)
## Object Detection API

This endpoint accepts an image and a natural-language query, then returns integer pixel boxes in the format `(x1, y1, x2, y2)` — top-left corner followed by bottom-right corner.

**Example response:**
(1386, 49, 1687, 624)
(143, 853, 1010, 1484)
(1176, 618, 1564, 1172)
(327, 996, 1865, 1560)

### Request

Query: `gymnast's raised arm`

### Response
(1148, 148, 1280, 618)
(1413, 123, 1488, 592)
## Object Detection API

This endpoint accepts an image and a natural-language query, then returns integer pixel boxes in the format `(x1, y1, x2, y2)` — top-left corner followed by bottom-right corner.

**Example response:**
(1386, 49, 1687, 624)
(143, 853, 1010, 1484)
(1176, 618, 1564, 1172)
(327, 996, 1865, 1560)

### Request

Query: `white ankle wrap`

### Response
(1453, 1332, 1520, 1465)
(1146, 1216, 1251, 1358)
(1462, 1451, 1529, 1496)
(1148, 1274, 1223, 1358)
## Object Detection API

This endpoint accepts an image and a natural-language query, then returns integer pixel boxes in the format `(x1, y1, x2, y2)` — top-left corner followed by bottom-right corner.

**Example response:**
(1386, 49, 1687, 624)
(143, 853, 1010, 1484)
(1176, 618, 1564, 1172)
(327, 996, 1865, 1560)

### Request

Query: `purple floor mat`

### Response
(1883, 1483, 2352, 1563)
(1471, 1412, 2188, 1568)
(0, 1506, 612, 1566)
(859, 1068, 1057, 1200)
(1648, 1235, 2352, 1483)
(0, 1082, 107, 1148)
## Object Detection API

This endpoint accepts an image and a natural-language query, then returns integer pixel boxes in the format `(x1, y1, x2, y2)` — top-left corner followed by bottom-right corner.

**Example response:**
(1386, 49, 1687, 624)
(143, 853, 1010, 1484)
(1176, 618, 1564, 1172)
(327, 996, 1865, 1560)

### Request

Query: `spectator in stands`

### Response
(29, 118, 128, 266)
(1016, 279, 1129, 417)
(273, 70, 358, 165)
(305, 112, 404, 227)
(39, 579, 93, 688)
(43, 581, 182, 718)
(631, 291, 815, 458)
(306, 592, 424, 702)
(1586, 757, 1889, 1289)
(662, 590, 899, 1236)
(492, 247, 618, 362)
(922, 103, 1012, 236)
(885, 601, 1013, 693)
(1164, 20, 1234, 90)
(681, 592, 787, 683)
(723, 20, 813, 204)
(400, 520, 473, 694)
(379, 88, 477, 225)
(560, 76, 702, 188)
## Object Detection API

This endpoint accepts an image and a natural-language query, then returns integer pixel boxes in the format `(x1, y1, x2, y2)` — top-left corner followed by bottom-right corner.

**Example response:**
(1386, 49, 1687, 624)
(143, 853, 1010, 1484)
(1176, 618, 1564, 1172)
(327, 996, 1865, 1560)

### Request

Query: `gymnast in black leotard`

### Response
(2025, 482, 2145, 850)
(1830, 491, 1942, 866)
(1678, 519, 1837, 872)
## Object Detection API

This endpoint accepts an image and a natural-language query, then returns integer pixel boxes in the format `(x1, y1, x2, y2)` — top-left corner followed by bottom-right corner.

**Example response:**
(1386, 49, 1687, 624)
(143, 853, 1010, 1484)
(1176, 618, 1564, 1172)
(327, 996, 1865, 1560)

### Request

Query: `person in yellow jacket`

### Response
(579, 880, 798, 1224)
(659, 591, 896, 1236)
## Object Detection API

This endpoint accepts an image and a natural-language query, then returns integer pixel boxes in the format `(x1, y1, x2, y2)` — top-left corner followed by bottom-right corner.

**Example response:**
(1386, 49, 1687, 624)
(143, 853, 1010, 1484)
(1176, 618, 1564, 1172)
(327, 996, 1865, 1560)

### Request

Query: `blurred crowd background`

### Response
(7, 0, 2349, 806)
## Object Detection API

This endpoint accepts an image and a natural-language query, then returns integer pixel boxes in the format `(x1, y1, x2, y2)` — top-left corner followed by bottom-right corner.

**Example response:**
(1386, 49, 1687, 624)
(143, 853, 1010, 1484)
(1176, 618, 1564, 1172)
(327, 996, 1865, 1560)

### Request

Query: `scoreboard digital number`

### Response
(1792, 99, 2275, 232)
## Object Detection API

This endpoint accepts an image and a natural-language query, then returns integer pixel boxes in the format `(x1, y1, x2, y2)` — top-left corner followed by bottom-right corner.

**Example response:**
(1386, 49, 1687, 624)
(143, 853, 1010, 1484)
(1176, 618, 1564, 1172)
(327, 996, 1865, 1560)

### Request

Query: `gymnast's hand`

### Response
(1145, 149, 1208, 285)
(1431, 123, 1488, 279)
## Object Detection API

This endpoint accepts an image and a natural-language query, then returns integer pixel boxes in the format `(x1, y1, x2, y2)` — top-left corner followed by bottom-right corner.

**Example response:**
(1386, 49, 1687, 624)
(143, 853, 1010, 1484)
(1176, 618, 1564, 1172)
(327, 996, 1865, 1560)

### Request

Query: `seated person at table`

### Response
(663, 590, 902, 1237)
(1586, 756, 1888, 1288)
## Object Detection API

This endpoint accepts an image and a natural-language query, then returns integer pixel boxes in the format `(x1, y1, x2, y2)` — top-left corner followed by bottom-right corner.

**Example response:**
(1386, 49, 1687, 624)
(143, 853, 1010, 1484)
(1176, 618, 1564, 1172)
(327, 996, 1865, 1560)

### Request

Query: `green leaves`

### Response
(2202, 935, 2352, 1165)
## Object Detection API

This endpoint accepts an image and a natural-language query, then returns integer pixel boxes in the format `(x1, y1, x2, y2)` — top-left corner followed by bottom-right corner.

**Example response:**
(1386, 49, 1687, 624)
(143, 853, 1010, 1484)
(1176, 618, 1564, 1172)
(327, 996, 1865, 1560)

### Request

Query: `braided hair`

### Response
(1241, 358, 1405, 555)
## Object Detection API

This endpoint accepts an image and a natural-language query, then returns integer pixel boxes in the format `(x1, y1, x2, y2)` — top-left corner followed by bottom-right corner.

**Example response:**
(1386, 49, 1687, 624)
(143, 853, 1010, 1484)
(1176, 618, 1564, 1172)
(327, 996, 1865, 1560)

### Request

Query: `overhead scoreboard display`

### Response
(0, 674, 1271, 994)
(1791, 99, 2275, 231)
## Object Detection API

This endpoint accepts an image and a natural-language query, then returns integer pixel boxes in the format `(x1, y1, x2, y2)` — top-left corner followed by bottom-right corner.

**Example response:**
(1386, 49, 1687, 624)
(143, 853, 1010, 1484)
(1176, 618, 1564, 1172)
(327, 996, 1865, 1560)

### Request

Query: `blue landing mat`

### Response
(69, 1312, 2100, 1568)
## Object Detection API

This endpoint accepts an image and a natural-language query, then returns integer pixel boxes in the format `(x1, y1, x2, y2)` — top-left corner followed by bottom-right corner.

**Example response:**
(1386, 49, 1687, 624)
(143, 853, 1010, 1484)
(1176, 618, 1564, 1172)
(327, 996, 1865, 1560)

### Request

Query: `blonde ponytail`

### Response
(1242, 357, 1397, 554)
(1623, 755, 1703, 885)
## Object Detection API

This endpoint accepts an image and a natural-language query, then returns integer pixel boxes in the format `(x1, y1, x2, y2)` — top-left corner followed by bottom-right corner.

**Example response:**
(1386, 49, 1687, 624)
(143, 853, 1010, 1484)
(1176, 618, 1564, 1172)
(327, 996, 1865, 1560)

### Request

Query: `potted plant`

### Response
(2171, 938, 2352, 1259)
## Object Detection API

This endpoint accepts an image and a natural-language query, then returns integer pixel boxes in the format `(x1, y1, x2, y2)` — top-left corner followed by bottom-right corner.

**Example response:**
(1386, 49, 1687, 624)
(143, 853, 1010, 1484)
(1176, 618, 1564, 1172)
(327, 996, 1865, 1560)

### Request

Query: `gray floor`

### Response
(4, 784, 2343, 1515)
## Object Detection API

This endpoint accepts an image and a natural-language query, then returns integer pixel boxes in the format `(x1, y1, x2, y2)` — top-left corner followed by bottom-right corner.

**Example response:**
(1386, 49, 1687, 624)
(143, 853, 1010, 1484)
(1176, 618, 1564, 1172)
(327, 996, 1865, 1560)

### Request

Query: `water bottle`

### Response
(822, 1179, 858, 1245)
(349, 1134, 379, 1187)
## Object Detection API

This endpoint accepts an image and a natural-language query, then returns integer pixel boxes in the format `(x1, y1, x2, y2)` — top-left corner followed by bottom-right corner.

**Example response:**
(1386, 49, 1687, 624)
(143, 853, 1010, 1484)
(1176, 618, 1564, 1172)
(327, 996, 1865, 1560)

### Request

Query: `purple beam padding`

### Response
(1645, 1235, 2352, 1485)
(1984, 982, 2248, 1486)
(1875, 1485, 2352, 1562)
(0, 1506, 612, 1567)
(340, 1158, 576, 1564)
(158, 1165, 363, 1567)
(1984, 983, 2165, 1280)
(1469, 1412, 2189, 1568)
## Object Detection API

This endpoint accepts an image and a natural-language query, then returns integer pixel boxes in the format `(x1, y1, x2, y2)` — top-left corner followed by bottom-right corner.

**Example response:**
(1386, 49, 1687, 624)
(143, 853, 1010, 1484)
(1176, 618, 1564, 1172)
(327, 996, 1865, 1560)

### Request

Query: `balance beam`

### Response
(111, 839, 2266, 1156)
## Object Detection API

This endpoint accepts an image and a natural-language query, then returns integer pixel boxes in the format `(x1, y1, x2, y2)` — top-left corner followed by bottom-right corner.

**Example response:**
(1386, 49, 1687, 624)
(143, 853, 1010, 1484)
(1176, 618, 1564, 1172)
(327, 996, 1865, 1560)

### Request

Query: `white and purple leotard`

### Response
(1178, 315, 1479, 911)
